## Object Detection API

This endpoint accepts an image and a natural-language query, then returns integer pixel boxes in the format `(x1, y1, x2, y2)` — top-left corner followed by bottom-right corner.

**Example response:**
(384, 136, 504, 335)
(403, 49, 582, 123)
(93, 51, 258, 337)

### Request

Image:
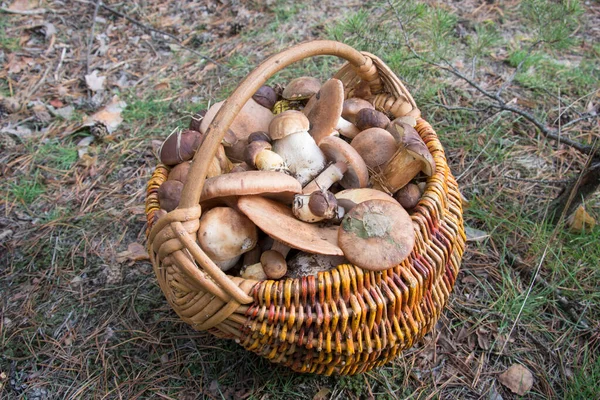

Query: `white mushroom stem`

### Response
(336, 117, 360, 139)
(255, 150, 290, 174)
(271, 241, 291, 258)
(273, 130, 327, 186)
(303, 161, 348, 194)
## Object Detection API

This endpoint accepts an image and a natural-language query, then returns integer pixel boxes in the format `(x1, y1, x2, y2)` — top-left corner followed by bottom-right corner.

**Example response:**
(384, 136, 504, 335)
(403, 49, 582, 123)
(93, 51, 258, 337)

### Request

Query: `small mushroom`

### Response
(241, 263, 267, 280)
(292, 190, 342, 223)
(282, 77, 321, 100)
(197, 207, 258, 271)
(245, 140, 290, 174)
(394, 183, 421, 210)
(338, 199, 415, 271)
(199, 98, 274, 162)
(159, 129, 204, 166)
(158, 180, 184, 212)
(270, 110, 326, 186)
(252, 85, 278, 109)
(237, 196, 343, 256)
(286, 253, 347, 278)
(335, 117, 360, 139)
(372, 122, 435, 194)
(342, 98, 375, 124)
(260, 250, 287, 279)
(356, 109, 391, 131)
(306, 79, 345, 144)
(350, 127, 398, 169)
(319, 136, 369, 189)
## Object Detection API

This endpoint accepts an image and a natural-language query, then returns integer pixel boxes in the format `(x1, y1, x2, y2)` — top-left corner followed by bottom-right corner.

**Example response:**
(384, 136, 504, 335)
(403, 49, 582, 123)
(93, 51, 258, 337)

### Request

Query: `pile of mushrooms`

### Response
(156, 76, 435, 280)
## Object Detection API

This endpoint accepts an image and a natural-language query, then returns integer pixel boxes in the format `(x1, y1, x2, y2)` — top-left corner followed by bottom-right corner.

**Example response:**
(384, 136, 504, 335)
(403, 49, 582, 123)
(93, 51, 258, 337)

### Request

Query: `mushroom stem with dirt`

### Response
(244, 134, 290, 174)
(302, 161, 348, 194)
(270, 110, 327, 186)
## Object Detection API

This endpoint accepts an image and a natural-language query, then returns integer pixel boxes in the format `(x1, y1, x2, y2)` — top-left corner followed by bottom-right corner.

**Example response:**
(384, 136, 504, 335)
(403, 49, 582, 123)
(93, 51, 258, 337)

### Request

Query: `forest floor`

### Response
(1, 0, 599, 399)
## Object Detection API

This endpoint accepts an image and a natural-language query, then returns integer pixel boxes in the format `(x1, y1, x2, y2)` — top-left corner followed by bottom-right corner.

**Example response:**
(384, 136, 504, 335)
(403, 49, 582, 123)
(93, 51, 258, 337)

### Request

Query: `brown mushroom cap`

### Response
(394, 183, 421, 210)
(159, 129, 204, 166)
(189, 110, 207, 132)
(199, 98, 274, 162)
(198, 207, 258, 267)
(319, 136, 369, 189)
(307, 79, 344, 144)
(167, 161, 191, 183)
(342, 98, 374, 124)
(261, 250, 287, 279)
(350, 128, 398, 169)
(282, 77, 321, 100)
(338, 199, 415, 271)
(269, 110, 310, 140)
(237, 196, 343, 256)
(252, 85, 278, 109)
(157, 180, 184, 212)
(200, 170, 302, 204)
(356, 109, 391, 131)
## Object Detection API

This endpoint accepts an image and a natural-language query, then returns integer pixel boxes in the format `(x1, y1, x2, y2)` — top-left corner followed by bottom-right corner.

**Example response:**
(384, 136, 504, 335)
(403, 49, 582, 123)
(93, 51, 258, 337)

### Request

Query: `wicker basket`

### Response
(145, 41, 466, 376)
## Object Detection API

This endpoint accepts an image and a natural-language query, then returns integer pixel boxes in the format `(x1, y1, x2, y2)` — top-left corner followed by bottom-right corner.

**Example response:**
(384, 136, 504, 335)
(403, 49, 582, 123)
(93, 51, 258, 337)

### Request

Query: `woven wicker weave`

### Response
(145, 41, 465, 376)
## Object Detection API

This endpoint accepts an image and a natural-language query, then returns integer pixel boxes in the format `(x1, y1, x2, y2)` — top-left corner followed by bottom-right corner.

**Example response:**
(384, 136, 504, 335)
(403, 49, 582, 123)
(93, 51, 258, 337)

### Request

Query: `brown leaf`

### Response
(82, 96, 126, 134)
(313, 388, 331, 400)
(8, 0, 35, 11)
(568, 205, 596, 232)
(498, 364, 534, 396)
(116, 242, 149, 263)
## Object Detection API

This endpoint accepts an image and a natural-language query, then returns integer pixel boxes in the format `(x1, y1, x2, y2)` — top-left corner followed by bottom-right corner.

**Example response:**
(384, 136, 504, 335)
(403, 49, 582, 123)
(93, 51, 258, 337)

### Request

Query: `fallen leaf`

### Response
(85, 70, 106, 92)
(8, 0, 35, 11)
(313, 388, 331, 400)
(568, 205, 596, 232)
(43, 22, 56, 39)
(82, 96, 126, 134)
(498, 364, 533, 396)
(465, 225, 490, 242)
(116, 242, 149, 263)
(53, 105, 74, 120)
(49, 98, 64, 108)
(77, 136, 95, 158)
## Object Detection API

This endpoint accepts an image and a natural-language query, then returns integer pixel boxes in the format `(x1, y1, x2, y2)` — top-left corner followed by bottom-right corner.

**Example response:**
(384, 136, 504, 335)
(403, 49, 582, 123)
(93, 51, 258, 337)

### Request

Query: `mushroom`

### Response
(338, 199, 415, 271)
(286, 253, 347, 278)
(167, 161, 191, 183)
(230, 162, 251, 173)
(350, 128, 398, 169)
(270, 110, 327, 186)
(260, 250, 287, 279)
(302, 161, 347, 194)
(371, 122, 435, 194)
(200, 170, 302, 206)
(252, 85, 278, 109)
(245, 139, 290, 174)
(237, 196, 343, 256)
(199, 98, 274, 162)
(157, 180, 183, 212)
(197, 207, 258, 271)
(306, 79, 345, 144)
(355, 109, 391, 131)
(292, 190, 342, 223)
(342, 98, 375, 124)
(318, 136, 369, 189)
(159, 128, 204, 166)
(241, 263, 267, 280)
(282, 77, 321, 100)
(394, 183, 421, 210)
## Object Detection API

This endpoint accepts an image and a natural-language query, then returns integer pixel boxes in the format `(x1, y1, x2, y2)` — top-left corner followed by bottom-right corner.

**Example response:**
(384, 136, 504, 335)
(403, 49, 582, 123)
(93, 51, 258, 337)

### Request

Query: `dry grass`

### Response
(1, 0, 599, 399)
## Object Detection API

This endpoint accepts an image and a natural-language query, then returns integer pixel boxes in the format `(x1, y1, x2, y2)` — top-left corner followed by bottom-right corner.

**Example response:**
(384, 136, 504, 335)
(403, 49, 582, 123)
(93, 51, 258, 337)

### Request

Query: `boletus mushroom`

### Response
(197, 207, 258, 271)
(157, 180, 184, 212)
(282, 77, 321, 100)
(292, 190, 342, 223)
(159, 129, 204, 166)
(338, 199, 415, 271)
(371, 122, 435, 194)
(270, 110, 326, 186)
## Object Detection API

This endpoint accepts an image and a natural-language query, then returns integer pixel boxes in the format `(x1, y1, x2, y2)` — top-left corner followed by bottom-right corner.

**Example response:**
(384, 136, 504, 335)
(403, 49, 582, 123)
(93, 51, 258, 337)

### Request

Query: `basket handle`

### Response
(179, 40, 379, 208)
